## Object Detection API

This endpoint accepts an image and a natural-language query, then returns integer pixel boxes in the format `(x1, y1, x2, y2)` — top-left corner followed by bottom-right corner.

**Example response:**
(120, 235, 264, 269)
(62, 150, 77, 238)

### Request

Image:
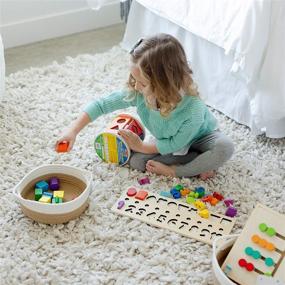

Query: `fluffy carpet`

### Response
(0, 46, 284, 285)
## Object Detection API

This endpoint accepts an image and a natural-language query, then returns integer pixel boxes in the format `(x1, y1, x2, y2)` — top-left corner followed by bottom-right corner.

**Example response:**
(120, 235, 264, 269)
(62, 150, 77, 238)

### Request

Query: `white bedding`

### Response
(122, 0, 285, 138)
(136, 0, 271, 82)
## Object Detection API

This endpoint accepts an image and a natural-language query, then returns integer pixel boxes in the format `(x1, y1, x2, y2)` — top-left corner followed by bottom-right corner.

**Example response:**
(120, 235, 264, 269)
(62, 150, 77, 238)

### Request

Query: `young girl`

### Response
(56, 34, 234, 179)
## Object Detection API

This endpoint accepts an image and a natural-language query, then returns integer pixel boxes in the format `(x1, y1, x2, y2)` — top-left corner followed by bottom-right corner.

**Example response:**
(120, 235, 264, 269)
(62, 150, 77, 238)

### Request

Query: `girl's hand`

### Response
(118, 130, 144, 153)
(55, 129, 77, 152)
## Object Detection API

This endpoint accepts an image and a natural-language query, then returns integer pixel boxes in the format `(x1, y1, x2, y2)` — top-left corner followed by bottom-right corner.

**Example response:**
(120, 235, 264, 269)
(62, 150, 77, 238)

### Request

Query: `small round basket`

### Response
(13, 164, 92, 224)
(212, 235, 238, 285)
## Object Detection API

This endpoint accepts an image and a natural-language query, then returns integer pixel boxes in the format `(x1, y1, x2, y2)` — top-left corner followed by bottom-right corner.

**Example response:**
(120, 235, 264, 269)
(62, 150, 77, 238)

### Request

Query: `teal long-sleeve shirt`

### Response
(84, 90, 217, 155)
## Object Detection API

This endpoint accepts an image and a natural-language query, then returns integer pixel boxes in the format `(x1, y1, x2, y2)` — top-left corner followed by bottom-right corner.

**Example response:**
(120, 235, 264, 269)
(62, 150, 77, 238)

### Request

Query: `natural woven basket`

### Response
(14, 165, 92, 224)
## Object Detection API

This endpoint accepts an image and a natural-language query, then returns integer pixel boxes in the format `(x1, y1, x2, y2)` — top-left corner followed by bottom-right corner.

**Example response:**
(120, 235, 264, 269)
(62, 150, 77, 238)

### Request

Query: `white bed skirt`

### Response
(121, 1, 285, 138)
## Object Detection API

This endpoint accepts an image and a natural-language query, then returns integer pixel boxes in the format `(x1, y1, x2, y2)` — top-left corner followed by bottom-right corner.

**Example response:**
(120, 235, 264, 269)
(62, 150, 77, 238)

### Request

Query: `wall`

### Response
(0, 0, 122, 48)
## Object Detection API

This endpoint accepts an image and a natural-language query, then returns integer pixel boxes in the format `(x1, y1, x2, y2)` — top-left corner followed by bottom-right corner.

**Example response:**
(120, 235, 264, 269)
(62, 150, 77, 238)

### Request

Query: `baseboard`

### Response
(1, 3, 122, 49)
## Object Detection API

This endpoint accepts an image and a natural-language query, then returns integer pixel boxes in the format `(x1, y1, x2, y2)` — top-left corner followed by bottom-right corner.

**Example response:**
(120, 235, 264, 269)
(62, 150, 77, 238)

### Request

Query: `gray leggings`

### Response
(128, 130, 234, 178)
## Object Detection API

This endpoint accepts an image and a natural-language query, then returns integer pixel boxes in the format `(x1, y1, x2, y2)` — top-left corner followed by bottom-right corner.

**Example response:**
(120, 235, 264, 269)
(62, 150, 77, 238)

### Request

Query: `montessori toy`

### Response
(94, 114, 145, 165)
(222, 204, 285, 285)
(112, 186, 236, 245)
(49, 177, 60, 190)
(160, 184, 237, 219)
(138, 176, 150, 185)
(56, 141, 69, 153)
(225, 206, 237, 218)
(34, 178, 64, 204)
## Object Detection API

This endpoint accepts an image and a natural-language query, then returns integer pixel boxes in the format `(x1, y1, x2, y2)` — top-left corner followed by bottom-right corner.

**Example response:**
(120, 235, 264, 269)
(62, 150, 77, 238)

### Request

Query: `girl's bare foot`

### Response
(199, 170, 215, 180)
(146, 160, 176, 177)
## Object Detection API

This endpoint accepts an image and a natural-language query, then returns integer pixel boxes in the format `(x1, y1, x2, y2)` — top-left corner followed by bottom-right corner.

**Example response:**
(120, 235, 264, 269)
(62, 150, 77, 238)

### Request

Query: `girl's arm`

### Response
(55, 112, 91, 151)
(69, 112, 91, 135)
(141, 142, 159, 154)
(56, 90, 136, 151)
(70, 112, 91, 135)
(119, 129, 159, 154)
(84, 90, 136, 121)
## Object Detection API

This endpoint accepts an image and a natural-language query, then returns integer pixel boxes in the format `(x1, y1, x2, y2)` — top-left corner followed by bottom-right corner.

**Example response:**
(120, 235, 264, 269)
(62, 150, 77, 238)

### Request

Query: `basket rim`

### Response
(13, 164, 92, 207)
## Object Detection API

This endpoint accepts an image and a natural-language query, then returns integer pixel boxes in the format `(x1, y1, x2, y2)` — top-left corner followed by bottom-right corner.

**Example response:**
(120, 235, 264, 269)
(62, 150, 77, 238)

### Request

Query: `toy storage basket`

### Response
(212, 235, 239, 285)
(13, 164, 92, 224)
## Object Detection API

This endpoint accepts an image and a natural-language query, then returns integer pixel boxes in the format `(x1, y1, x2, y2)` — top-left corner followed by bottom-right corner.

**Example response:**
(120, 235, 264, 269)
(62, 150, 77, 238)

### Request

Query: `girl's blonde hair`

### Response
(128, 33, 199, 116)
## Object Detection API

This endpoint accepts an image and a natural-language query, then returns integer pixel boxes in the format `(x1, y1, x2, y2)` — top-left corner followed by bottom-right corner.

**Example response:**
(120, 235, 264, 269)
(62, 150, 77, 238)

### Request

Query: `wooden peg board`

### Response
(222, 204, 285, 285)
(111, 187, 236, 245)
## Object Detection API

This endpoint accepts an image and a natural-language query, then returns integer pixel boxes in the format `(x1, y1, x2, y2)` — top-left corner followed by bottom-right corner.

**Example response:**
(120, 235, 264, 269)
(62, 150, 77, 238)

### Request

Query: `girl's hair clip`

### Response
(129, 38, 144, 54)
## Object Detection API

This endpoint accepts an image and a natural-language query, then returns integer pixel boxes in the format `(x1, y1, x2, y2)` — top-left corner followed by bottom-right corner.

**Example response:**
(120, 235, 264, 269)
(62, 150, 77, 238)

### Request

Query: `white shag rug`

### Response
(0, 46, 284, 285)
